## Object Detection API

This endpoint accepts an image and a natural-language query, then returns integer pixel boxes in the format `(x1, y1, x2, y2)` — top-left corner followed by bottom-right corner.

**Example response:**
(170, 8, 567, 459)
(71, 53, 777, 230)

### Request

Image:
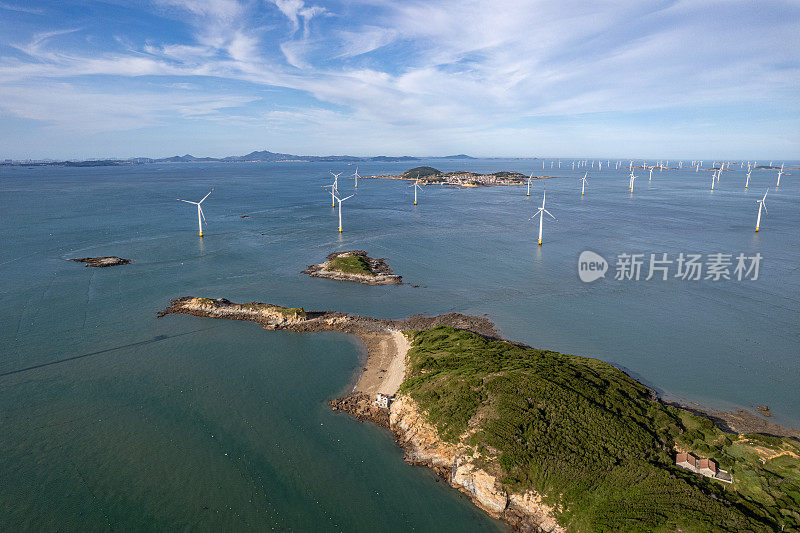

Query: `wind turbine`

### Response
(528, 188, 557, 246)
(777, 163, 784, 187)
(629, 170, 637, 191)
(527, 173, 533, 196)
(327, 172, 342, 206)
(745, 168, 752, 188)
(649, 167, 653, 181)
(755, 188, 768, 232)
(580, 171, 589, 195)
(411, 177, 423, 205)
(352, 166, 359, 189)
(334, 192, 355, 233)
(710, 170, 716, 190)
(176, 188, 213, 237)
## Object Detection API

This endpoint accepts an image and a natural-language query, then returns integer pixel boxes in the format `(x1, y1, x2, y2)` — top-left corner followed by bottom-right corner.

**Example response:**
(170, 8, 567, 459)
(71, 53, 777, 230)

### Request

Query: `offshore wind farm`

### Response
(2, 0, 799, 531)
(3, 155, 800, 530)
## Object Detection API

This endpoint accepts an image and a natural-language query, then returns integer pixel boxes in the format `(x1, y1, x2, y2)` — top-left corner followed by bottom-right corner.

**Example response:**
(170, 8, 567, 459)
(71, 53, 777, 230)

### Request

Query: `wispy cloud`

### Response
(0, 0, 798, 158)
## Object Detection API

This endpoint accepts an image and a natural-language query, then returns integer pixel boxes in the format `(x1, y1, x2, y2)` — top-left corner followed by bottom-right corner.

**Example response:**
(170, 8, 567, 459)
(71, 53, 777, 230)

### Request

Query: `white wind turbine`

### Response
(411, 177, 423, 205)
(755, 188, 768, 232)
(528, 188, 557, 246)
(745, 168, 752, 189)
(629, 170, 637, 191)
(649, 167, 653, 181)
(776, 163, 784, 187)
(527, 173, 533, 196)
(334, 192, 355, 233)
(352, 166, 359, 189)
(711, 170, 717, 190)
(176, 188, 213, 237)
(325, 171, 341, 207)
(580, 171, 589, 195)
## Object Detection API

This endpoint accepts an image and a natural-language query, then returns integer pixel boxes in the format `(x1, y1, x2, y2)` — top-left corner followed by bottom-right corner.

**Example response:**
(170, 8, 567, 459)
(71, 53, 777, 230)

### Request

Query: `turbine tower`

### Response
(411, 176, 422, 205)
(334, 192, 355, 233)
(755, 189, 768, 232)
(328, 171, 342, 207)
(176, 188, 214, 237)
(580, 172, 589, 195)
(528, 188, 557, 246)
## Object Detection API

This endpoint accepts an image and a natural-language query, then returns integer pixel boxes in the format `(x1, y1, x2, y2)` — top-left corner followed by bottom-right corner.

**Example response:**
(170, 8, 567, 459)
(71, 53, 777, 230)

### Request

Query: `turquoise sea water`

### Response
(1, 160, 798, 530)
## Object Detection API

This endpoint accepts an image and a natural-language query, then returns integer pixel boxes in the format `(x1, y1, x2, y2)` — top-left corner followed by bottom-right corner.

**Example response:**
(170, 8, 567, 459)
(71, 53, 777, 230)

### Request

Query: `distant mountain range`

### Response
(2, 150, 477, 166)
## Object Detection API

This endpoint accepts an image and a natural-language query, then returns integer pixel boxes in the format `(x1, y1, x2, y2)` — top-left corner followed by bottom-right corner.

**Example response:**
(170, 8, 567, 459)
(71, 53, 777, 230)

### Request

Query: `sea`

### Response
(1, 159, 798, 531)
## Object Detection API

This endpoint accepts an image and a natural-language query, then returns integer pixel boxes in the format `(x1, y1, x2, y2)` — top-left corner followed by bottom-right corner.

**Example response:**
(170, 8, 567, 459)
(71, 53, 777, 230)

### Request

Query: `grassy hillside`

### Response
(328, 255, 375, 276)
(401, 166, 442, 179)
(399, 326, 797, 532)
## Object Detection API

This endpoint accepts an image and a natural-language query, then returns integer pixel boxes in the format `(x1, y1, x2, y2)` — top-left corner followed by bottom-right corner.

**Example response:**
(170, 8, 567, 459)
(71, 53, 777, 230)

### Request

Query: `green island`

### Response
(328, 254, 376, 276)
(399, 326, 800, 532)
(302, 250, 403, 285)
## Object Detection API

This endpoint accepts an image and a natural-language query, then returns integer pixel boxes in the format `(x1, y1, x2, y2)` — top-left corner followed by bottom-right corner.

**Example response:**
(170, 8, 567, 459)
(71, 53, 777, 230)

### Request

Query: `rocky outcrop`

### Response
(389, 395, 563, 533)
(302, 250, 402, 285)
(69, 256, 131, 267)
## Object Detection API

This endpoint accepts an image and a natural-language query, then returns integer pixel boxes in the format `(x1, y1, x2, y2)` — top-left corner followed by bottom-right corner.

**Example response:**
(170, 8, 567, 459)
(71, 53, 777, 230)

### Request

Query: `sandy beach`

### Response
(354, 329, 410, 395)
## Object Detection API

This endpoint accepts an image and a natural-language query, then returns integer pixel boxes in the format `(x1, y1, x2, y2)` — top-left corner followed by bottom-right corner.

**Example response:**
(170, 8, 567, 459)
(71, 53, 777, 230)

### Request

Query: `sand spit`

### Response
(157, 296, 494, 394)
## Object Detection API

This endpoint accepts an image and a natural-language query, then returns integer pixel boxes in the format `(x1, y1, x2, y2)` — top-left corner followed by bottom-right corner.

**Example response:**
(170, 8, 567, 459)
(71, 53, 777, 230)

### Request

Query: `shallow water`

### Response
(1, 159, 798, 529)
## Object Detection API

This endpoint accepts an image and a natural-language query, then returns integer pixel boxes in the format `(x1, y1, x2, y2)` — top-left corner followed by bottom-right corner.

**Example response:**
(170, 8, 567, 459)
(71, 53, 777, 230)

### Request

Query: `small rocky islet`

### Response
(69, 256, 131, 267)
(302, 250, 402, 285)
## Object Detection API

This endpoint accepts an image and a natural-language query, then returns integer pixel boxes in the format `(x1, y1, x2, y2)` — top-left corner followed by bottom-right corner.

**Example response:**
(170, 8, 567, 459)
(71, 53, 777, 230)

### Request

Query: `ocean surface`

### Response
(1, 159, 798, 530)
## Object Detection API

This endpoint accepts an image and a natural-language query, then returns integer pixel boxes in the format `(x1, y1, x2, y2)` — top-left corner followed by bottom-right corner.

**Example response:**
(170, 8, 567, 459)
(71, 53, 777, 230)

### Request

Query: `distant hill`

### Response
(401, 166, 442, 179)
(1, 150, 478, 166)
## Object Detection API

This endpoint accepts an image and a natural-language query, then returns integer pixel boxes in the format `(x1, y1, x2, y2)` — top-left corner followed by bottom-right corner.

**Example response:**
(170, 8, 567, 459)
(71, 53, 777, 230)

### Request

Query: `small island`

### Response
(69, 256, 131, 267)
(158, 296, 800, 533)
(365, 166, 564, 187)
(302, 250, 402, 285)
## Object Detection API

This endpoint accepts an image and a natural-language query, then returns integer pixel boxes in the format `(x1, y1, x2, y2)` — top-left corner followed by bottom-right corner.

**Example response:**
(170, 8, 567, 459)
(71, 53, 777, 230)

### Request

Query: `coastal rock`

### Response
(451, 462, 508, 515)
(69, 256, 131, 267)
(389, 395, 563, 533)
(302, 250, 402, 285)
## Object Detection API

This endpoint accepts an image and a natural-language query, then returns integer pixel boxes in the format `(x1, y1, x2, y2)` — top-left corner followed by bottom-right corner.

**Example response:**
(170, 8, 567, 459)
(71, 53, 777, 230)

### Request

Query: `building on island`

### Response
(675, 452, 732, 483)
(374, 393, 393, 409)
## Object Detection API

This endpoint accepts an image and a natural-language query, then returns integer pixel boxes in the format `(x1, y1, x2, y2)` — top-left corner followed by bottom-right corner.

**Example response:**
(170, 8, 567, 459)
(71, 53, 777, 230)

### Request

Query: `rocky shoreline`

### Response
(69, 256, 131, 267)
(157, 296, 800, 531)
(302, 250, 402, 285)
(328, 392, 563, 532)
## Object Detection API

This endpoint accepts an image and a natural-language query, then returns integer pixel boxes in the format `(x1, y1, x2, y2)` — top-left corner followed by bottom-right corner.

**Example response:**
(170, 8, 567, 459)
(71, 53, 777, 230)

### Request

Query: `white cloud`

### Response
(0, 0, 798, 157)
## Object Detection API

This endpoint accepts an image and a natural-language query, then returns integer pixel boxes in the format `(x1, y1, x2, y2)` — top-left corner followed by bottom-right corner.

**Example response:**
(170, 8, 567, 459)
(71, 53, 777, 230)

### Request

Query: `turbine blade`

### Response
(199, 188, 214, 203)
(199, 205, 206, 222)
(543, 209, 558, 221)
(177, 199, 198, 204)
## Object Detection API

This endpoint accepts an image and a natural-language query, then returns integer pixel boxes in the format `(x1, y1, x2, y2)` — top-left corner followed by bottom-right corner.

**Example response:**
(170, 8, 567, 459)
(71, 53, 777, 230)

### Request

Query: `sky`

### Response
(0, 0, 798, 160)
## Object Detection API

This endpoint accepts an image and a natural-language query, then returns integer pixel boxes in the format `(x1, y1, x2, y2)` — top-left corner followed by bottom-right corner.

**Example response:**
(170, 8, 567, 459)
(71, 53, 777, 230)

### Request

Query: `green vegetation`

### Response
(328, 255, 375, 276)
(238, 302, 307, 318)
(402, 166, 442, 180)
(276, 306, 306, 318)
(196, 297, 220, 307)
(399, 326, 795, 532)
(675, 410, 800, 529)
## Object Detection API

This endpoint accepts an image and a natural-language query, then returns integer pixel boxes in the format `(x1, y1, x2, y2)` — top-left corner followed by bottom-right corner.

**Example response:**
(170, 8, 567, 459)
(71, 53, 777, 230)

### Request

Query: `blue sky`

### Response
(0, 0, 798, 159)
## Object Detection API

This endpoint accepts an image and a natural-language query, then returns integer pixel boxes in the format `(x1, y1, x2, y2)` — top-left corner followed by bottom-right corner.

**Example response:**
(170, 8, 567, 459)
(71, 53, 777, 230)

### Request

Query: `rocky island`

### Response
(158, 297, 800, 533)
(366, 166, 565, 187)
(69, 256, 131, 267)
(302, 250, 402, 285)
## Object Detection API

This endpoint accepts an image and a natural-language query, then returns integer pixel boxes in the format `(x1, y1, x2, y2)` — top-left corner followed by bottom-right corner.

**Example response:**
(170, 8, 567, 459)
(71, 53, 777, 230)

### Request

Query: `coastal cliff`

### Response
(390, 395, 563, 532)
(159, 297, 799, 532)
